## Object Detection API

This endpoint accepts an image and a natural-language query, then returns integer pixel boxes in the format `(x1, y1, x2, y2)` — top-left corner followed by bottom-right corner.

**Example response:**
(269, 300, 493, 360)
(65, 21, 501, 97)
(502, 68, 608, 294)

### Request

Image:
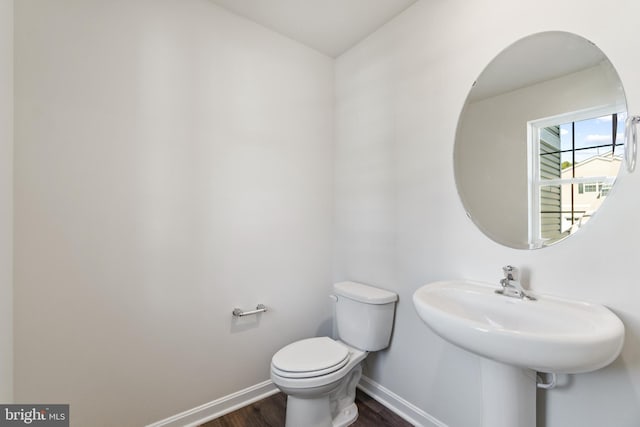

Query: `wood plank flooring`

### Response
(201, 389, 413, 427)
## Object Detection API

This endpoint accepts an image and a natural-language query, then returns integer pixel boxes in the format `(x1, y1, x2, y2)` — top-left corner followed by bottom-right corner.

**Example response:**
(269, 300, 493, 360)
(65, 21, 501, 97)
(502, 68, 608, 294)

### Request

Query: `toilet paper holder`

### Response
(232, 304, 267, 317)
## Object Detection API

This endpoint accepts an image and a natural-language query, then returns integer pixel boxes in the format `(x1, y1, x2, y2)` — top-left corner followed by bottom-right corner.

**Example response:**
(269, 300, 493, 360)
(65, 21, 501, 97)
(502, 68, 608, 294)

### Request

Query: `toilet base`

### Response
(286, 395, 333, 427)
(280, 361, 364, 427)
(285, 397, 358, 427)
(332, 402, 358, 427)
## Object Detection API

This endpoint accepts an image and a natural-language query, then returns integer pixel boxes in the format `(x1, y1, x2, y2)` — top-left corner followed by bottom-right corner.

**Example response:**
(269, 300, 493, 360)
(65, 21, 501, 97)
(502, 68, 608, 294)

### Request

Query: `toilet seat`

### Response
(271, 337, 350, 379)
(270, 340, 367, 392)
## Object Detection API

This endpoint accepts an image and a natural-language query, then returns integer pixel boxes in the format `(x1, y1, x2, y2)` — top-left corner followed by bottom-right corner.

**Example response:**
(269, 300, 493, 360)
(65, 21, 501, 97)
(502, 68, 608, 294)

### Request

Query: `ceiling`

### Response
(209, 0, 418, 57)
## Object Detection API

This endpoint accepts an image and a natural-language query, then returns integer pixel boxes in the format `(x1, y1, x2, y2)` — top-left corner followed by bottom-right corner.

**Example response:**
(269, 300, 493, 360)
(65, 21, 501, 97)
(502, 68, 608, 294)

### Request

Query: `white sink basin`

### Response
(413, 280, 624, 373)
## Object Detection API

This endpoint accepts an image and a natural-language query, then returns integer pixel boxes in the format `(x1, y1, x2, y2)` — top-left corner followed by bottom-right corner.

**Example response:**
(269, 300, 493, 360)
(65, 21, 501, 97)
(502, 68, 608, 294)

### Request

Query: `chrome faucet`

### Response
(496, 265, 536, 300)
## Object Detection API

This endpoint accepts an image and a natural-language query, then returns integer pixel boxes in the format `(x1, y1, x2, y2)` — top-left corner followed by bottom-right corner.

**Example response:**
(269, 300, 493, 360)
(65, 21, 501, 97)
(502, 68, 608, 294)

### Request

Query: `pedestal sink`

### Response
(413, 280, 624, 427)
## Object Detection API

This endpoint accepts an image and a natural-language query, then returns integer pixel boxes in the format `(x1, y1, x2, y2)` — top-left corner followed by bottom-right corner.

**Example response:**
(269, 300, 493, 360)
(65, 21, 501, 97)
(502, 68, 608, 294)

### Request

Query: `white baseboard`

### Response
(145, 380, 279, 427)
(147, 376, 447, 427)
(358, 375, 448, 427)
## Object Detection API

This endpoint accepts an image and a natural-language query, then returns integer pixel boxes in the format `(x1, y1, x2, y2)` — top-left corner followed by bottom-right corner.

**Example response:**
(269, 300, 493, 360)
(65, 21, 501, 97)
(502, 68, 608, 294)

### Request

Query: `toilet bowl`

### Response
(270, 282, 398, 427)
(271, 337, 367, 427)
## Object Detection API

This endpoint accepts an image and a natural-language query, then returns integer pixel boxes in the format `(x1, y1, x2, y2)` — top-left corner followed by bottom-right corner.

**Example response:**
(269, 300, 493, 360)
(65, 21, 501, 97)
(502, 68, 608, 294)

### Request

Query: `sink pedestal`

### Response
(481, 358, 536, 427)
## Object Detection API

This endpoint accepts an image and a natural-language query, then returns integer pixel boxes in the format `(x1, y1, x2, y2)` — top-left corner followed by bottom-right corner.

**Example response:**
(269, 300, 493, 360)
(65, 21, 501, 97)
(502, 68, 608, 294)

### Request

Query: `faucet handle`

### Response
(502, 265, 518, 280)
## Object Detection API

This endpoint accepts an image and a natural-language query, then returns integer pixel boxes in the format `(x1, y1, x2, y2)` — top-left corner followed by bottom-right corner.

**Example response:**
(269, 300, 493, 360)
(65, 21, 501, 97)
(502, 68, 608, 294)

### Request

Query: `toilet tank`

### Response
(333, 281, 398, 351)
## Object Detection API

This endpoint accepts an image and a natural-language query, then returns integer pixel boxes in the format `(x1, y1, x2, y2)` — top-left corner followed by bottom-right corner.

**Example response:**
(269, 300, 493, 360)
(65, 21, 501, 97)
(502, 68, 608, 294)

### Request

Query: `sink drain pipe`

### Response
(536, 372, 557, 390)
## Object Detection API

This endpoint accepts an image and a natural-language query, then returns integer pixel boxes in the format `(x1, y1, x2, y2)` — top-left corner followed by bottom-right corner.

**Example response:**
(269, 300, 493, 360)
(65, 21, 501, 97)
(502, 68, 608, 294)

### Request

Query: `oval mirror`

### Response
(454, 31, 627, 249)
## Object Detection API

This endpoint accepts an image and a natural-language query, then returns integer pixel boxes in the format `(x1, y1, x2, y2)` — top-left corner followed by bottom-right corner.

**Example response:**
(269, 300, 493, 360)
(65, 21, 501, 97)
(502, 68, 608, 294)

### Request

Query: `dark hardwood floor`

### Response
(201, 389, 413, 427)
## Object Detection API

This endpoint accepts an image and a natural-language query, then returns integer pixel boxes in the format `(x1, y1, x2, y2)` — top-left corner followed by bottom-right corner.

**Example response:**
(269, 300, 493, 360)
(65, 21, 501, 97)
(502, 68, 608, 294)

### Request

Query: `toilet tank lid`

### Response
(333, 281, 398, 304)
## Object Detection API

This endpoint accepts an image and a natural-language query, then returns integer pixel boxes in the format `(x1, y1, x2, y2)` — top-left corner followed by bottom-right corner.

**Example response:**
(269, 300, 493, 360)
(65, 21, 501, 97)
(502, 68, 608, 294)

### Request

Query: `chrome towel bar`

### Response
(625, 115, 640, 173)
(232, 304, 267, 317)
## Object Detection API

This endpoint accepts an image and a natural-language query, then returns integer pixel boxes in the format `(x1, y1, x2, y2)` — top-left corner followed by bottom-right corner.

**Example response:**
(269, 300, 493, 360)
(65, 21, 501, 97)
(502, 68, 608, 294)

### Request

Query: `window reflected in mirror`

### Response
(530, 110, 626, 247)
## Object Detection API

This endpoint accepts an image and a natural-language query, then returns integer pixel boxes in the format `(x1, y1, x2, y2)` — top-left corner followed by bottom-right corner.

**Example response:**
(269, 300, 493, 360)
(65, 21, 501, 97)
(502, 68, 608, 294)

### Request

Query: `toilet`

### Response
(270, 281, 398, 427)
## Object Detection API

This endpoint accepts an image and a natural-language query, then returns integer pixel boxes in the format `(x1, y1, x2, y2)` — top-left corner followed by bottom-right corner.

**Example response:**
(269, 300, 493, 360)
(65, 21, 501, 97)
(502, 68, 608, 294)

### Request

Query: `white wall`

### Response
(14, 0, 333, 425)
(335, 1, 640, 426)
(0, 0, 13, 404)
